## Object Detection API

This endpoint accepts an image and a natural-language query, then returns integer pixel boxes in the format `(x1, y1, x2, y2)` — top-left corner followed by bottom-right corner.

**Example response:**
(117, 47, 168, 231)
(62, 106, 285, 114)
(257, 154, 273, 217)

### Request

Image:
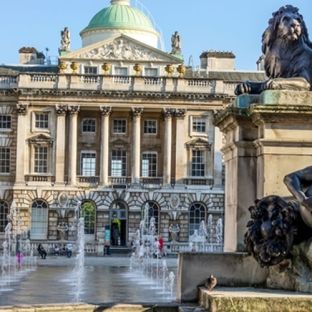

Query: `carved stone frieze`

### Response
(16, 104, 28, 115)
(80, 38, 164, 61)
(55, 105, 67, 115)
(100, 106, 112, 116)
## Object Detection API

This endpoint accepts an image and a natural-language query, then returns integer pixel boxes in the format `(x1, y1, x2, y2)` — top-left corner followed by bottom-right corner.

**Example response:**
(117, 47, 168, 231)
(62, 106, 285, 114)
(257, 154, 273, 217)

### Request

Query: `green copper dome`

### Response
(81, 1, 156, 34)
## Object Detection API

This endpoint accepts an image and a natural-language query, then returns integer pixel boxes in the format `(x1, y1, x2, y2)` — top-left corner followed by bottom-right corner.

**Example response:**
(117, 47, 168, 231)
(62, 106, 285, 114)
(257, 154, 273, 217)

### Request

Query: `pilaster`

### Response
(68, 105, 79, 185)
(163, 108, 174, 185)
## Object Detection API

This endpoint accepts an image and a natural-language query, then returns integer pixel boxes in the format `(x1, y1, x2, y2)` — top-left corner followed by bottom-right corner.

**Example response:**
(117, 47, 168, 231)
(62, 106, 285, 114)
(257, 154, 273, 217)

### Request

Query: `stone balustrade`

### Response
(0, 73, 236, 95)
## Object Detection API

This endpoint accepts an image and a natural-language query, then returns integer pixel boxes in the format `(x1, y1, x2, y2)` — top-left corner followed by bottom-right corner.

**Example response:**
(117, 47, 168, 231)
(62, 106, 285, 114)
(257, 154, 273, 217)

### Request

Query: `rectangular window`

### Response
(113, 119, 127, 134)
(0, 115, 11, 129)
(114, 66, 128, 76)
(82, 119, 96, 133)
(0, 147, 10, 173)
(144, 68, 158, 77)
(192, 117, 206, 133)
(81, 152, 96, 176)
(84, 66, 98, 75)
(143, 120, 157, 134)
(142, 152, 157, 177)
(111, 150, 127, 177)
(191, 150, 205, 177)
(35, 113, 49, 129)
(34, 146, 48, 173)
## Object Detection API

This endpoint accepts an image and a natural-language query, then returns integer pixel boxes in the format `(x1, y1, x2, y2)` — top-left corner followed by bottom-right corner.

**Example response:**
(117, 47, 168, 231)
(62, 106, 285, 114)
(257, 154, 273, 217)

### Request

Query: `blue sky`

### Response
(0, 0, 311, 70)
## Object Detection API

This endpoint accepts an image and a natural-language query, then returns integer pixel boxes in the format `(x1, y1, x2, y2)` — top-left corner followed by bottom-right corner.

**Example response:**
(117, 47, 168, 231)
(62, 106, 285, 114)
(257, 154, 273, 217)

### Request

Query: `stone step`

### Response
(198, 287, 312, 312)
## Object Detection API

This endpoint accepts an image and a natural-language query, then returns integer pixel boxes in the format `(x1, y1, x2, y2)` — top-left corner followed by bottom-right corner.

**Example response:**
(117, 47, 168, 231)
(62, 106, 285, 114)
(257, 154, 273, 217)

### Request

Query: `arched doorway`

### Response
(110, 200, 128, 246)
(81, 201, 96, 242)
(141, 201, 160, 235)
(189, 202, 206, 236)
(30, 199, 48, 240)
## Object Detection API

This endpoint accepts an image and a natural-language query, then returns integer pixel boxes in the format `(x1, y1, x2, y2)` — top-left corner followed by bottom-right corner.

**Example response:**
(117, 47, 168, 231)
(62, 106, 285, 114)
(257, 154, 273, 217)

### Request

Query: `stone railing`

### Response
(25, 175, 55, 183)
(140, 177, 163, 189)
(108, 176, 131, 188)
(183, 177, 214, 186)
(0, 73, 225, 95)
(77, 176, 100, 185)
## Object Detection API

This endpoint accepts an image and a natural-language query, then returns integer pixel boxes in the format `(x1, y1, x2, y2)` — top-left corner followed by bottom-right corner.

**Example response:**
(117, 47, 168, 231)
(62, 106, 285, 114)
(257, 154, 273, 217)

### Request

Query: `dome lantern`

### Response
(111, 0, 130, 5)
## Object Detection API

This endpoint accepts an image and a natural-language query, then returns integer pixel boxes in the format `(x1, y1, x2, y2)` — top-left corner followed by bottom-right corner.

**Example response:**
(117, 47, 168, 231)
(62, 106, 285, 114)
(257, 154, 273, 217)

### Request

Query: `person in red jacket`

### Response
(158, 236, 164, 257)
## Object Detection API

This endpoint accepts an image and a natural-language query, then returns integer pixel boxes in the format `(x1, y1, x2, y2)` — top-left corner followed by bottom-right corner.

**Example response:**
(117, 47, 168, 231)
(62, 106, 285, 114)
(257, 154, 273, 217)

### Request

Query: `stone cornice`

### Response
(15, 88, 229, 101)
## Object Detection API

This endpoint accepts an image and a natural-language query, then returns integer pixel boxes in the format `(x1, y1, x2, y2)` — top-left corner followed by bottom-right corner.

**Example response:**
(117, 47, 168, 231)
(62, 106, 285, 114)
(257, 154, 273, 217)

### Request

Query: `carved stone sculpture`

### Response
(235, 5, 312, 95)
(245, 166, 312, 267)
(59, 27, 70, 52)
(171, 31, 181, 55)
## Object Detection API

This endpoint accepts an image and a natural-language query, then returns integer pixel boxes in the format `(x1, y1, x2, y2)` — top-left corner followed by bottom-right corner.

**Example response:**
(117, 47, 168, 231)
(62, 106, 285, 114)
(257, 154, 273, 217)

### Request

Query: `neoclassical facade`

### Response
(0, 0, 264, 248)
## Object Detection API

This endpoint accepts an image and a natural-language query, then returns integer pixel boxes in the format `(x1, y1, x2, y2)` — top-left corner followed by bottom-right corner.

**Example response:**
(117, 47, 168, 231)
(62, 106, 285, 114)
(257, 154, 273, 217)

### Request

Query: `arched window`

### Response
(30, 199, 48, 239)
(0, 200, 9, 232)
(189, 202, 206, 236)
(141, 201, 160, 235)
(81, 201, 96, 235)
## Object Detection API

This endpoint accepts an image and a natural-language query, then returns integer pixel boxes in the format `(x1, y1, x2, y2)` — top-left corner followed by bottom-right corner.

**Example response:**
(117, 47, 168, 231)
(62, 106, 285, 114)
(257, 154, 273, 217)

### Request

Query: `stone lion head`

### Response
(262, 5, 312, 80)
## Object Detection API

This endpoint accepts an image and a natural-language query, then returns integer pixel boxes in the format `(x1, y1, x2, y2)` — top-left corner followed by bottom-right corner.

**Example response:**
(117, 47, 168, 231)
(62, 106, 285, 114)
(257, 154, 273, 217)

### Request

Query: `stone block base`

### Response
(199, 287, 312, 312)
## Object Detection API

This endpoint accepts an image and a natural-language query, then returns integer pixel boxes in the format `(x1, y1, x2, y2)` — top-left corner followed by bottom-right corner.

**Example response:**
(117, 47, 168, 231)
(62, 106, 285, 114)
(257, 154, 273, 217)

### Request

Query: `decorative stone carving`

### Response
(59, 27, 70, 52)
(175, 109, 186, 118)
(235, 5, 312, 95)
(100, 106, 112, 116)
(68, 105, 80, 114)
(55, 105, 67, 115)
(163, 108, 175, 118)
(16, 104, 27, 115)
(171, 31, 182, 55)
(80, 38, 164, 61)
(131, 107, 143, 117)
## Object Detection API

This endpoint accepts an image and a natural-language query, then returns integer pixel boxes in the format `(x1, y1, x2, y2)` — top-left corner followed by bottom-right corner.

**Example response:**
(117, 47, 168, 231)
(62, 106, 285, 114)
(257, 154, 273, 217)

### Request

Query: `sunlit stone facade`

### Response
(0, 0, 265, 251)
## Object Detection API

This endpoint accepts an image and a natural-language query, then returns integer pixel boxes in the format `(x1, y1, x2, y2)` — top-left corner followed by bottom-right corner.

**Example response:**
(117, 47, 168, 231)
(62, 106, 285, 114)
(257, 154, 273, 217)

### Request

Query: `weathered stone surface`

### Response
(199, 287, 312, 312)
(177, 252, 268, 302)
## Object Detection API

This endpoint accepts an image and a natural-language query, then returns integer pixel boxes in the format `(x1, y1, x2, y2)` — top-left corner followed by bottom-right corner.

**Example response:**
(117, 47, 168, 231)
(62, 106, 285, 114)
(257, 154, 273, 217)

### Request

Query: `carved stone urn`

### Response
(165, 64, 174, 76)
(70, 61, 79, 74)
(177, 64, 186, 77)
(102, 63, 111, 75)
(133, 63, 142, 75)
(58, 61, 67, 73)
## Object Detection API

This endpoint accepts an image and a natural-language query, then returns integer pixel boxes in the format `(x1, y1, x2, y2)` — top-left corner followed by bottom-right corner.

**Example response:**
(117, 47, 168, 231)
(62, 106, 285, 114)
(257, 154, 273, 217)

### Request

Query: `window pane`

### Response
(115, 67, 128, 76)
(34, 146, 48, 173)
(82, 202, 96, 235)
(113, 119, 126, 134)
(191, 150, 205, 176)
(84, 66, 97, 75)
(81, 152, 96, 176)
(144, 68, 158, 77)
(192, 117, 206, 133)
(0, 147, 10, 173)
(111, 150, 127, 176)
(30, 200, 48, 239)
(143, 120, 157, 134)
(189, 202, 206, 235)
(142, 153, 157, 177)
(35, 113, 49, 129)
(82, 119, 96, 133)
(0, 115, 11, 129)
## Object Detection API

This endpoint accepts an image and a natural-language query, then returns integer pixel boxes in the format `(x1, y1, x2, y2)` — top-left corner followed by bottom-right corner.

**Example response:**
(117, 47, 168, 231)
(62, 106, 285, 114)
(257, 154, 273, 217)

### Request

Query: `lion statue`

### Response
(236, 5, 312, 95)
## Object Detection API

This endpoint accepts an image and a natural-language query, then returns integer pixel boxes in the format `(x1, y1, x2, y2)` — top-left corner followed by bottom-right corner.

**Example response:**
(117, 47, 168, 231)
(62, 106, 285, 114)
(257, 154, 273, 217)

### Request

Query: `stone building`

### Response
(0, 0, 265, 249)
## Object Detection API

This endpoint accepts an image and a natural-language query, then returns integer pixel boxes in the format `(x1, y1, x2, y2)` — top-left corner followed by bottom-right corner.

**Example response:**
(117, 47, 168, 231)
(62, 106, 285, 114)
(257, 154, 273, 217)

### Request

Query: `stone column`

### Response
(15, 104, 28, 184)
(55, 105, 67, 184)
(100, 106, 112, 185)
(68, 105, 79, 185)
(174, 109, 187, 184)
(131, 107, 143, 184)
(163, 108, 174, 185)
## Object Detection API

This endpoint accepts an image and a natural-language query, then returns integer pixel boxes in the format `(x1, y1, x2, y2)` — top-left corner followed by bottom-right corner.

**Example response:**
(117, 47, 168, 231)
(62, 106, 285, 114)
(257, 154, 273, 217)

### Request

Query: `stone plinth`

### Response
(198, 287, 312, 312)
(215, 90, 312, 252)
(177, 252, 268, 302)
